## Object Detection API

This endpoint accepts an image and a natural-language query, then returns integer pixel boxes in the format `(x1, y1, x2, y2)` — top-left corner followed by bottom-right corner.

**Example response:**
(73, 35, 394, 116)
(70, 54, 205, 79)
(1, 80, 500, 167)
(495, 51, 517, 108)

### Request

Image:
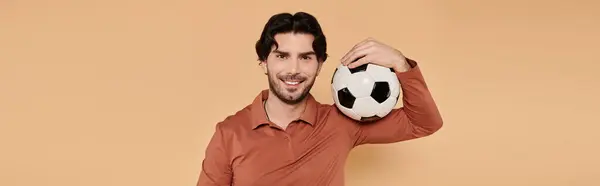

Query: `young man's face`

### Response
(260, 32, 323, 105)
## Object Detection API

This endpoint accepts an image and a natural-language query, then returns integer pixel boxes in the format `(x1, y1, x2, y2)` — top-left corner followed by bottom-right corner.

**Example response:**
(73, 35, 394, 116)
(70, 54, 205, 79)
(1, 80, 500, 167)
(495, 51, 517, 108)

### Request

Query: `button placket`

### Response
(282, 130, 295, 162)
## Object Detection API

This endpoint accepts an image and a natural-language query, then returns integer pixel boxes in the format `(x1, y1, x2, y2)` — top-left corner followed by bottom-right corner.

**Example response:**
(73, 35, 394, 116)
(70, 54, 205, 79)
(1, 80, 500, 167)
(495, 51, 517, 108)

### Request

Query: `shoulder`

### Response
(316, 102, 336, 116)
(313, 100, 363, 143)
(214, 105, 254, 133)
(314, 100, 358, 127)
(313, 99, 344, 118)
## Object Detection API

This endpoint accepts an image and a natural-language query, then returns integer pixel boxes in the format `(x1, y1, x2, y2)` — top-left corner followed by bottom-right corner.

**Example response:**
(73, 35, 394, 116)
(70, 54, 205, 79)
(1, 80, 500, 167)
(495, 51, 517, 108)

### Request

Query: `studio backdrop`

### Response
(1, 0, 599, 186)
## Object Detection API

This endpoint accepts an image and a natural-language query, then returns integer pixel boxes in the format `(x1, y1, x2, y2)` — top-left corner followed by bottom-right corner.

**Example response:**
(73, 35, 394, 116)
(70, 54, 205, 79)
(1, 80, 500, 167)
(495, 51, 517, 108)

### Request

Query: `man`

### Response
(196, 12, 443, 186)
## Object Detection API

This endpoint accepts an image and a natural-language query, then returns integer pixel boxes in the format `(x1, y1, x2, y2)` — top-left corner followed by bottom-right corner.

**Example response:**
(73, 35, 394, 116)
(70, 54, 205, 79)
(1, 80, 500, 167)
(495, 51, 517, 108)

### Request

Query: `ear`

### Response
(259, 60, 268, 75)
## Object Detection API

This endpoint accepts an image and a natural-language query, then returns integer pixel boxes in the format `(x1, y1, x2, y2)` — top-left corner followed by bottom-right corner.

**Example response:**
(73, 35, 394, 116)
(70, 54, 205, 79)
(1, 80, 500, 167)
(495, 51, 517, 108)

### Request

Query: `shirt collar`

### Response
(250, 89, 318, 129)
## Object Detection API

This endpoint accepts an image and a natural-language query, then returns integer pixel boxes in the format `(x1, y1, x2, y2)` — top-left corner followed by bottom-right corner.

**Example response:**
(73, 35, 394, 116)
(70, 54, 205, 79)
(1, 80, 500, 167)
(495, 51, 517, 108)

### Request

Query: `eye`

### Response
(276, 54, 286, 59)
(301, 56, 312, 60)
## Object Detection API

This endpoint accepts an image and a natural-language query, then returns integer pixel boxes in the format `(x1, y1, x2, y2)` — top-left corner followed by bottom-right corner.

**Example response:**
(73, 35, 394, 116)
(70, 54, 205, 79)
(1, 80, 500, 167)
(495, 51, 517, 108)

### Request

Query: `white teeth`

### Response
(285, 81, 300, 85)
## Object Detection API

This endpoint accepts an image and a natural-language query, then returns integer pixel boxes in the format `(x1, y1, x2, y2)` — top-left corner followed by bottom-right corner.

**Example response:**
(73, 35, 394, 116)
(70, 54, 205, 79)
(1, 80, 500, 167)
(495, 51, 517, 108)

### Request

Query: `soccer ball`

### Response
(331, 63, 402, 122)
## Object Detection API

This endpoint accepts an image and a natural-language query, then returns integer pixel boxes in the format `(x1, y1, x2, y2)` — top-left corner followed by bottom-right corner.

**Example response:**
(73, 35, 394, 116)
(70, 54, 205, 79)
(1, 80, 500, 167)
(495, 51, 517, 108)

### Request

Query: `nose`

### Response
(289, 58, 300, 74)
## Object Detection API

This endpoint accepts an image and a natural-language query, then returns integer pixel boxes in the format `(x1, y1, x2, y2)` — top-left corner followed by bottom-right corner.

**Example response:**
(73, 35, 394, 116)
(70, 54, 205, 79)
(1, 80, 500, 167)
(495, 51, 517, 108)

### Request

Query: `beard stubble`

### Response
(267, 72, 315, 105)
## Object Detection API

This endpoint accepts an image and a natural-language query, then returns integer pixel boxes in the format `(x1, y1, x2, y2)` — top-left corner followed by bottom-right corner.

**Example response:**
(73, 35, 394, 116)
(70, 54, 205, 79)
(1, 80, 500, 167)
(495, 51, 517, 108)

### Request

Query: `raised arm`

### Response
(351, 59, 442, 145)
(339, 38, 443, 146)
(196, 122, 233, 186)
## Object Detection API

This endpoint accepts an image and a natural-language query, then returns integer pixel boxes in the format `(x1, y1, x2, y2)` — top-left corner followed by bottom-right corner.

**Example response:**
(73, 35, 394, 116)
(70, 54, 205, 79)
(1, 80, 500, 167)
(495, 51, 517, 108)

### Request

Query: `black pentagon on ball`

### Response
(348, 57, 395, 74)
(337, 87, 356, 109)
(370, 81, 391, 103)
(348, 63, 368, 74)
(360, 116, 382, 122)
(348, 56, 369, 74)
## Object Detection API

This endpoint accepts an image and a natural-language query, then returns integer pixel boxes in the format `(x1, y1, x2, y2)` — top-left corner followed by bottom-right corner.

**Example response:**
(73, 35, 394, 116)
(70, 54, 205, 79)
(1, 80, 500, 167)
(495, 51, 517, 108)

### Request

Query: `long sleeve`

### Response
(347, 58, 444, 146)
(196, 122, 233, 186)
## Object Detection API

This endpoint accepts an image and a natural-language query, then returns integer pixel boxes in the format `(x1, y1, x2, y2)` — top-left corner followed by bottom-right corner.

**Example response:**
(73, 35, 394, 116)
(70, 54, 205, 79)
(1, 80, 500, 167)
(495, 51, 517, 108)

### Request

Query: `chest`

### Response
(230, 122, 352, 185)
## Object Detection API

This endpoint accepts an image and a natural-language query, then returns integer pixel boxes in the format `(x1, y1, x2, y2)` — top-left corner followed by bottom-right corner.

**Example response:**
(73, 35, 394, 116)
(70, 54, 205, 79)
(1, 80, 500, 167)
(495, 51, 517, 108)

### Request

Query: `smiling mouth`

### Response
(281, 79, 305, 86)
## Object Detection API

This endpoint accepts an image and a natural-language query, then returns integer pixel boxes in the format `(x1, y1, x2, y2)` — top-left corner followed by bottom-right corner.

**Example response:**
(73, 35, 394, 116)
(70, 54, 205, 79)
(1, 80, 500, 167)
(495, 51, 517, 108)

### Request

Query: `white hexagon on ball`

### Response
(330, 62, 402, 122)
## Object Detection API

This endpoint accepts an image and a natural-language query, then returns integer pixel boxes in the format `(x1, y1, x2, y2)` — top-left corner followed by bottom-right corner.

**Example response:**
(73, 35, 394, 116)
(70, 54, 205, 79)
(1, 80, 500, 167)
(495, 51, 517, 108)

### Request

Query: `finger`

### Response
(341, 38, 372, 62)
(343, 44, 374, 66)
(341, 38, 376, 62)
(351, 37, 374, 51)
(342, 44, 375, 66)
(347, 55, 372, 69)
(342, 42, 374, 65)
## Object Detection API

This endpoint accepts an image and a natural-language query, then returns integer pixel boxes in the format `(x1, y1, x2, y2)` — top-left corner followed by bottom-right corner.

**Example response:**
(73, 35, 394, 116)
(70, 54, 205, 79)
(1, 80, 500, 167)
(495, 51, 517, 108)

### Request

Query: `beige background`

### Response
(1, 0, 599, 185)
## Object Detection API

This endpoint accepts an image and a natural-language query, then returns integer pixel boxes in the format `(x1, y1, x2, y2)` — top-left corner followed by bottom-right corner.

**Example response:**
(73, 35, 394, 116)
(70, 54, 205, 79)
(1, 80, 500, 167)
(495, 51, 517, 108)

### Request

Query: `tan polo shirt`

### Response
(197, 60, 443, 186)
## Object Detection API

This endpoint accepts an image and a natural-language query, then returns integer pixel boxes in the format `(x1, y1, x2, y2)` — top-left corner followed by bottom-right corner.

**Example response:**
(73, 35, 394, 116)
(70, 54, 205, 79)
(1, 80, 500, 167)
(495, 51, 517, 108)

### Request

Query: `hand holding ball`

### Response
(331, 62, 401, 122)
(333, 37, 409, 122)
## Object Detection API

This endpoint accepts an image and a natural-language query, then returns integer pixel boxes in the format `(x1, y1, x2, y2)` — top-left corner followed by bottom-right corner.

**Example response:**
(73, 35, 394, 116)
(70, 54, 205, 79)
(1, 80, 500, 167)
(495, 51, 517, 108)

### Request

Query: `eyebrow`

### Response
(300, 51, 316, 56)
(273, 50, 316, 56)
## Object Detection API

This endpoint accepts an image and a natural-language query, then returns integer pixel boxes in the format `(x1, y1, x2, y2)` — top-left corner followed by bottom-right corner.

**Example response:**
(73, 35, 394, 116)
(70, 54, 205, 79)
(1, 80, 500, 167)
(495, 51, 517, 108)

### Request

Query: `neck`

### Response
(265, 91, 307, 124)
